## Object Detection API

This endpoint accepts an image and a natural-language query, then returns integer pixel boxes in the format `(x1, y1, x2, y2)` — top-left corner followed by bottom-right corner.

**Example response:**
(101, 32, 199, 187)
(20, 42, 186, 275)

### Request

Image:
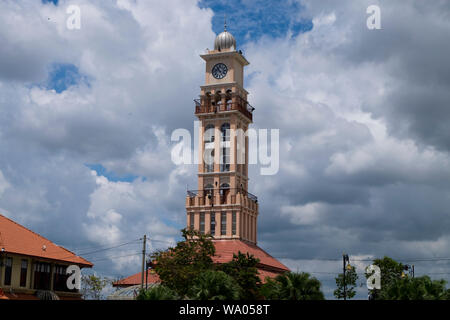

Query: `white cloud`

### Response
(1, 0, 450, 293)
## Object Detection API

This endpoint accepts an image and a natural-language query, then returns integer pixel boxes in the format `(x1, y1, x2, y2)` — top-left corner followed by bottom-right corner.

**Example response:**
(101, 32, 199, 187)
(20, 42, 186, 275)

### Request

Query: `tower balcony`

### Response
(194, 98, 254, 121)
(186, 188, 258, 210)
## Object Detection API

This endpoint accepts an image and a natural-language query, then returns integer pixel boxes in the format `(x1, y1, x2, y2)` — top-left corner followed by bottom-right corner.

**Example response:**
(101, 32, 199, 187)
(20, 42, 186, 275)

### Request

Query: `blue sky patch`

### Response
(45, 63, 89, 93)
(199, 0, 313, 46)
(86, 164, 139, 183)
(42, 0, 58, 5)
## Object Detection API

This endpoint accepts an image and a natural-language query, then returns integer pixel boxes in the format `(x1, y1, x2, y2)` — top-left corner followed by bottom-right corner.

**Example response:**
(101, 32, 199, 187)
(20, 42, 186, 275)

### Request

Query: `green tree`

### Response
(259, 277, 282, 300)
(151, 228, 215, 296)
(334, 265, 358, 299)
(261, 272, 325, 300)
(136, 285, 179, 300)
(383, 275, 449, 300)
(188, 270, 241, 300)
(81, 274, 111, 300)
(219, 252, 261, 299)
(368, 256, 405, 300)
(367, 256, 450, 300)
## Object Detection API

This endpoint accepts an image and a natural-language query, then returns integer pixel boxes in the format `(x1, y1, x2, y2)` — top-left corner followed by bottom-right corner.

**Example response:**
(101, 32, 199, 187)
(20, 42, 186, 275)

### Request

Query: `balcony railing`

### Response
(194, 98, 254, 121)
(187, 187, 257, 204)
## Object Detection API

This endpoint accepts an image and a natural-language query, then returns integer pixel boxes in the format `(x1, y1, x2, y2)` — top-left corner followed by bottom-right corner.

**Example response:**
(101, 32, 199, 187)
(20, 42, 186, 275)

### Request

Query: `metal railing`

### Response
(194, 98, 254, 121)
(187, 187, 257, 202)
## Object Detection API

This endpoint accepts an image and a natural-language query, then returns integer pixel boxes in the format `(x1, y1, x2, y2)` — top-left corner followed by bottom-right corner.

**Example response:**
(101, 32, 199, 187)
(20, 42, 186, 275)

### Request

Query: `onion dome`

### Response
(214, 27, 236, 51)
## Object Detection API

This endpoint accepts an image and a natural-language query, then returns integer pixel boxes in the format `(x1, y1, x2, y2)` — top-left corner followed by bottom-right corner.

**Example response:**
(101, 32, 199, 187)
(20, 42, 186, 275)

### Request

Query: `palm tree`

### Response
(136, 284, 179, 300)
(188, 270, 241, 300)
(261, 272, 325, 300)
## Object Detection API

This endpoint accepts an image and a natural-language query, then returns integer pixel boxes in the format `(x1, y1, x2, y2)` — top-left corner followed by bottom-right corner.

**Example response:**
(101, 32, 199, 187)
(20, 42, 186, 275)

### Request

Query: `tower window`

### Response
(221, 123, 230, 142)
(220, 123, 230, 172)
(204, 124, 215, 143)
(210, 213, 216, 236)
(190, 213, 194, 230)
(204, 124, 215, 172)
(220, 183, 230, 204)
(221, 212, 227, 236)
(232, 211, 236, 235)
(200, 213, 205, 234)
(204, 184, 214, 201)
(205, 149, 214, 172)
(220, 147, 230, 172)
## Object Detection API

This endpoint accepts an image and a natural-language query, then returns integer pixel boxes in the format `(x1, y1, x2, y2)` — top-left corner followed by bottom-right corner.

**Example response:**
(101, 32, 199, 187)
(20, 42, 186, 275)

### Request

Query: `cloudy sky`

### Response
(1, 0, 450, 298)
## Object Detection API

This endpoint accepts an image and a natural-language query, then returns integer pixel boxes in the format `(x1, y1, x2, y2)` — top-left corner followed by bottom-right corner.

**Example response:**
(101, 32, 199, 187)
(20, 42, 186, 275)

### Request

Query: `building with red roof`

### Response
(0, 214, 93, 300)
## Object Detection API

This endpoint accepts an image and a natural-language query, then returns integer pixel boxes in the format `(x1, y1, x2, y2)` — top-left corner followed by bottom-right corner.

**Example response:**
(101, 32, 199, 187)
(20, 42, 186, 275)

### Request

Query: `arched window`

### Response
(204, 149, 214, 173)
(204, 125, 215, 172)
(204, 124, 215, 143)
(221, 212, 227, 236)
(204, 184, 214, 203)
(205, 92, 212, 111)
(215, 91, 222, 112)
(220, 183, 230, 204)
(221, 123, 230, 142)
(226, 90, 232, 111)
(200, 213, 205, 234)
(220, 123, 230, 172)
(190, 213, 194, 230)
(210, 212, 216, 236)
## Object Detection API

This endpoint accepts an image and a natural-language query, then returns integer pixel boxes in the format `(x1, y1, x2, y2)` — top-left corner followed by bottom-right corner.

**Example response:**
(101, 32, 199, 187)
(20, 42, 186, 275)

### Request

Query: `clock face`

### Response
(212, 63, 228, 79)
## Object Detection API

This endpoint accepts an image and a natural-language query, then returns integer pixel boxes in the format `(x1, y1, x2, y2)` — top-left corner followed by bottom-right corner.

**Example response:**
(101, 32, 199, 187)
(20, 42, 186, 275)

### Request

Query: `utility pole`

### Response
(141, 235, 146, 290)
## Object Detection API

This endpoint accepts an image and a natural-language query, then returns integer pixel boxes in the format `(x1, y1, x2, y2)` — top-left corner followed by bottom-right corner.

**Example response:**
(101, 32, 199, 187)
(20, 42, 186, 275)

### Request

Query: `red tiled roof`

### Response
(0, 214, 93, 267)
(212, 240, 290, 272)
(113, 269, 160, 287)
(113, 240, 289, 287)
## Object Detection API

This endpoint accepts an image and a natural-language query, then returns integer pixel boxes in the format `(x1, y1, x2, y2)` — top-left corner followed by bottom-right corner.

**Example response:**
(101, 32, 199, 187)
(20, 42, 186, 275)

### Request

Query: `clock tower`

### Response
(113, 26, 289, 288)
(186, 26, 258, 245)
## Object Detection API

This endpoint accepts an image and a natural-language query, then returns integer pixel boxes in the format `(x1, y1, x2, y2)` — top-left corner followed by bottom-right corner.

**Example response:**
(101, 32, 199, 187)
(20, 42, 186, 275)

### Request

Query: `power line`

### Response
(76, 239, 141, 256)
(51, 238, 142, 260)
(288, 256, 450, 263)
(64, 238, 144, 252)
(88, 252, 142, 263)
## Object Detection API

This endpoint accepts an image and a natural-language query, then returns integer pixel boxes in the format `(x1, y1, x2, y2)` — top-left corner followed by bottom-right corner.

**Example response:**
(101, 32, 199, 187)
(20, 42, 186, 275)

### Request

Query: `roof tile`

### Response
(0, 214, 93, 267)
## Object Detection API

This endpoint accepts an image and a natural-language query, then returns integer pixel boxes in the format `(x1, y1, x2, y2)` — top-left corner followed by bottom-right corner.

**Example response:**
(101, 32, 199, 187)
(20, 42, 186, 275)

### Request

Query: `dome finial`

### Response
(214, 17, 236, 51)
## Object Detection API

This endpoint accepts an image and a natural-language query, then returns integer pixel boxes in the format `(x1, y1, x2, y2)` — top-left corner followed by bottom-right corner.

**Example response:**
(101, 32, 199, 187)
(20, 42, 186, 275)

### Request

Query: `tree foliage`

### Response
(151, 228, 215, 296)
(136, 285, 179, 300)
(383, 276, 450, 300)
(334, 265, 358, 299)
(188, 270, 241, 300)
(219, 252, 261, 299)
(81, 274, 111, 300)
(260, 272, 325, 300)
(368, 256, 450, 300)
(366, 256, 405, 300)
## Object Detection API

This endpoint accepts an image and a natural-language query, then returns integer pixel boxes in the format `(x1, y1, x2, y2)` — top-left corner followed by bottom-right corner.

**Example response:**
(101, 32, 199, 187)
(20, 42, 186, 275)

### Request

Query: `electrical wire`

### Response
(51, 239, 142, 260)
(89, 252, 142, 263)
